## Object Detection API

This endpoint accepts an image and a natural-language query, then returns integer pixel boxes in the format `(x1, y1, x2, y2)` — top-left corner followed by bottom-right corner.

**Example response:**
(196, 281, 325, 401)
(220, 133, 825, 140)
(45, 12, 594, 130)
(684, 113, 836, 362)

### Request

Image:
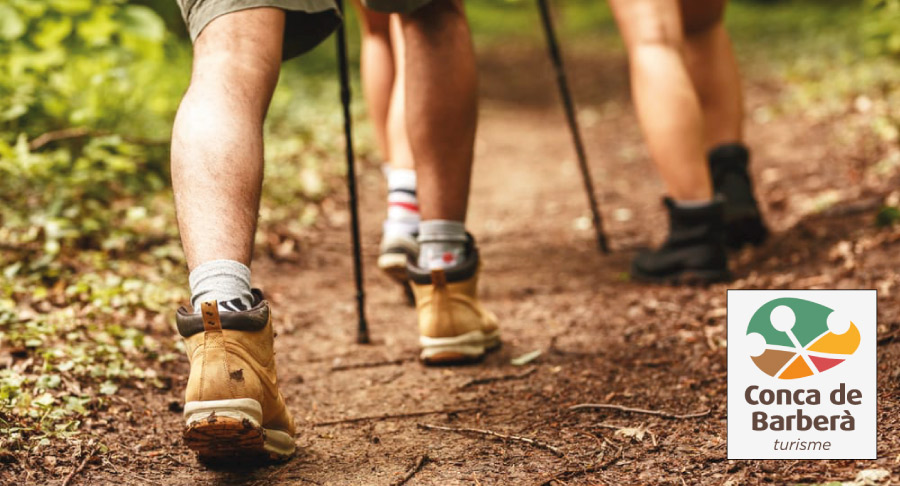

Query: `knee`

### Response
(192, 41, 282, 94)
(626, 15, 684, 52)
(400, 0, 466, 34)
(680, 0, 726, 35)
(360, 9, 391, 36)
(192, 18, 283, 92)
(614, 0, 685, 52)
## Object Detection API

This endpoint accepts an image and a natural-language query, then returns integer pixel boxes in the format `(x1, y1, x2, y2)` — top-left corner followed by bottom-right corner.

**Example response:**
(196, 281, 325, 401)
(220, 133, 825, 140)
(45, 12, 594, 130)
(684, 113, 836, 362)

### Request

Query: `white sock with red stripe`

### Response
(384, 168, 419, 238)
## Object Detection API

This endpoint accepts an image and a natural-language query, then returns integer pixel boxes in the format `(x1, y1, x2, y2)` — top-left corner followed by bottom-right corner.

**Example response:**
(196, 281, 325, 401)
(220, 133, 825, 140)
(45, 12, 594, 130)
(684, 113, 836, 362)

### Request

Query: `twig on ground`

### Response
(330, 357, 411, 372)
(30, 127, 91, 150)
(62, 442, 98, 486)
(313, 407, 478, 427)
(536, 446, 623, 486)
(281, 475, 322, 485)
(417, 423, 565, 458)
(568, 403, 711, 420)
(390, 454, 429, 486)
(574, 429, 604, 448)
(127, 472, 163, 486)
(377, 369, 405, 385)
(457, 368, 536, 389)
(878, 330, 899, 346)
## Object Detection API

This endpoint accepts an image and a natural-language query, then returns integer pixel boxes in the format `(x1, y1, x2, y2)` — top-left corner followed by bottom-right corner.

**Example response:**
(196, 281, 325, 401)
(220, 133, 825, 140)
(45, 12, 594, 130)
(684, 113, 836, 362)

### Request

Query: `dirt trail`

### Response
(73, 48, 900, 485)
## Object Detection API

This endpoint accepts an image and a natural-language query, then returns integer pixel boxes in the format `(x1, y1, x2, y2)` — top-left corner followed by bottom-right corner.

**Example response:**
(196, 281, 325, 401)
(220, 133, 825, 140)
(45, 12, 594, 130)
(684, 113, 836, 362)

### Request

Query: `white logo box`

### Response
(727, 290, 876, 460)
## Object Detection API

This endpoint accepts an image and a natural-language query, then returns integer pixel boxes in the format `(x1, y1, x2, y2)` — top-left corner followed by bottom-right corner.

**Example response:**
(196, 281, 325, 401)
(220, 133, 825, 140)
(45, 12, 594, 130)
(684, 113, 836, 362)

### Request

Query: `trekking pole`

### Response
(536, 0, 609, 253)
(335, 0, 370, 344)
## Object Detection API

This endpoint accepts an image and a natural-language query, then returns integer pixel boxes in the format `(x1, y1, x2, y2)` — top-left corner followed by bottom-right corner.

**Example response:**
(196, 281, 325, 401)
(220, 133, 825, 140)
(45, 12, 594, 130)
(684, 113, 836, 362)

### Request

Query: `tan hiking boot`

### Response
(175, 289, 295, 462)
(409, 246, 500, 364)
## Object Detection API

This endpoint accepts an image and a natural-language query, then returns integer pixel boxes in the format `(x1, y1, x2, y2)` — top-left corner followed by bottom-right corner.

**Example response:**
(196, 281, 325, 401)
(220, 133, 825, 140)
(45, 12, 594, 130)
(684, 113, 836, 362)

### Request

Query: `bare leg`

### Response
(353, 2, 414, 171)
(171, 8, 284, 270)
(681, 0, 743, 147)
(387, 16, 415, 171)
(681, 0, 767, 248)
(359, 9, 419, 288)
(398, 0, 477, 221)
(172, 9, 298, 462)
(610, 0, 731, 282)
(608, 0, 712, 202)
(353, 1, 395, 161)
(397, 1, 494, 363)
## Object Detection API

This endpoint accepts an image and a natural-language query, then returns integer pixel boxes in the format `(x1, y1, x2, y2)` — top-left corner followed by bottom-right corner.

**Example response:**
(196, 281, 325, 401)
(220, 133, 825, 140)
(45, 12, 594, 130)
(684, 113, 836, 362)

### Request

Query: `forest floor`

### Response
(11, 38, 900, 486)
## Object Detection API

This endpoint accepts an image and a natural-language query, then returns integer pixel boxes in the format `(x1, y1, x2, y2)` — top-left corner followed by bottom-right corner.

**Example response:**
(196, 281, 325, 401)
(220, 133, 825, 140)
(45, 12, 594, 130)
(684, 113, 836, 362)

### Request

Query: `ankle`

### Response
(189, 259, 254, 313)
(417, 220, 468, 269)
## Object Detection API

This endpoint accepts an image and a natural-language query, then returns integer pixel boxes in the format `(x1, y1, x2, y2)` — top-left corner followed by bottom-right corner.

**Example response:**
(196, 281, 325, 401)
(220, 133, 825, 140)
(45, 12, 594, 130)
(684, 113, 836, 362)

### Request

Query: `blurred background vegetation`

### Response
(0, 0, 897, 457)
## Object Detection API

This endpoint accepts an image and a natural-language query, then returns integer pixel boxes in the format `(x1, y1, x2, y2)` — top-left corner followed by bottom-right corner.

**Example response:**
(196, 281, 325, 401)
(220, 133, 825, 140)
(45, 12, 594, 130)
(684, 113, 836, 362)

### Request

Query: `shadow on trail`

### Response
(199, 448, 322, 486)
(731, 194, 887, 282)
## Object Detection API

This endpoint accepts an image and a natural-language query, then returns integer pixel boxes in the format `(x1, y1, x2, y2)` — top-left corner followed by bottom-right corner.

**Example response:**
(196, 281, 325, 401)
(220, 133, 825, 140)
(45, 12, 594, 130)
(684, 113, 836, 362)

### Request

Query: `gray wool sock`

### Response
(188, 260, 254, 313)
(417, 220, 468, 270)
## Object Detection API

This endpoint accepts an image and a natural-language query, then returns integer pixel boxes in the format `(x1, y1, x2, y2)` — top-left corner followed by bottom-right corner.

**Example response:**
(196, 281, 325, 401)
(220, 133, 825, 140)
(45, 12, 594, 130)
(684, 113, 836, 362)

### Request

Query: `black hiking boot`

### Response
(709, 143, 768, 249)
(631, 198, 731, 284)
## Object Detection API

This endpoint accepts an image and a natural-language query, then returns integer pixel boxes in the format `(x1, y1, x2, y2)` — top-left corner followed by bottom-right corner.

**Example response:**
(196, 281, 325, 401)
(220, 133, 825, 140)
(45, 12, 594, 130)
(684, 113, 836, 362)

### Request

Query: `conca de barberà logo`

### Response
(744, 298, 862, 434)
(727, 290, 876, 460)
(746, 298, 860, 380)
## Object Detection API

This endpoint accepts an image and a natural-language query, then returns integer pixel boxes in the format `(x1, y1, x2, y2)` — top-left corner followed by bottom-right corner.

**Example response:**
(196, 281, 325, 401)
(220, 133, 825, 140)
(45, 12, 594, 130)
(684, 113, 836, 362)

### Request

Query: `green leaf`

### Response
(32, 16, 72, 49)
(0, 5, 26, 41)
(48, 0, 92, 15)
(118, 5, 165, 42)
(33, 392, 56, 408)
(99, 381, 118, 396)
(12, 0, 49, 18)
(76, 6, 118, 46)
(876, 205, 900, 227)
(36, 375, 61, 390)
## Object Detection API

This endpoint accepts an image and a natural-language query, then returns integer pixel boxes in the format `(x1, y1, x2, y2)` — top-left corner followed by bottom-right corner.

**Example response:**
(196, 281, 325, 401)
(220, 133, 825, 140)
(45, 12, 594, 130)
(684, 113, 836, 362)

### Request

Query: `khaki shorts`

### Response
(178, 0, 434, 60)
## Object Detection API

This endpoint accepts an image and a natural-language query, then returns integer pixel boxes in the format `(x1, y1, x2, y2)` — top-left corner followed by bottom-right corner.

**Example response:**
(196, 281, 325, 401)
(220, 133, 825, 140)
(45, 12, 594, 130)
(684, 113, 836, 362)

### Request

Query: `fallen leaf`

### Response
(511, 350, 541, 366)
(615, 426, 648, 442)
(852, 468, 890, 486)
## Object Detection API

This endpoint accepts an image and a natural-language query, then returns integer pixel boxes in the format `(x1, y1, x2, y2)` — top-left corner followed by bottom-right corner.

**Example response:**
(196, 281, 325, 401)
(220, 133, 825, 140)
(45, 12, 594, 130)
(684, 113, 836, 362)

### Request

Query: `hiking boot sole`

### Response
(378, 252, 415, 306)
(420, 329, 502, 365)
(183, 398, 295, 462)
(632, 268, 733, 285)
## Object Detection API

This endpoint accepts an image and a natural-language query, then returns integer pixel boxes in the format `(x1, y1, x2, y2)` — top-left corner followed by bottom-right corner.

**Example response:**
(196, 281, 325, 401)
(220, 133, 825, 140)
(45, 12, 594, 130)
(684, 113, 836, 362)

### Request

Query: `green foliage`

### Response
(0, 0, 188, 272)
(0, 0, 359, 456)
(875, 206, 900, 227)
(0, 0, 191, 454)
(863, 0, 900, 57)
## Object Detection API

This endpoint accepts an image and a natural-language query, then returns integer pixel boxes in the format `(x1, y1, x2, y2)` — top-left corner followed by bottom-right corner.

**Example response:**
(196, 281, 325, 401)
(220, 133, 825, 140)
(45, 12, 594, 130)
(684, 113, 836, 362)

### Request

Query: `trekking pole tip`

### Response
(357, 326, 371, 345)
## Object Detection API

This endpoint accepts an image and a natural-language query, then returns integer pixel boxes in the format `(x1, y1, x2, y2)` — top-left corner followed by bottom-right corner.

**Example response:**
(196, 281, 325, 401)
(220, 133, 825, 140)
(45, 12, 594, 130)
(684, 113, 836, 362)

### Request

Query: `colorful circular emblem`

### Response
(746, 298, 860, 380)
